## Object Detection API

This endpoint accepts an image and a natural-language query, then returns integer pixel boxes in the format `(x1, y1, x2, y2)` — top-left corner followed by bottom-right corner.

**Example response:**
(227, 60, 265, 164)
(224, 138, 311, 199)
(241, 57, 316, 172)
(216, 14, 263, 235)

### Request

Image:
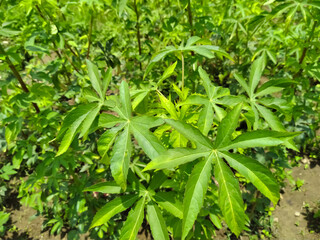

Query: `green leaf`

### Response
(90, 194, 139, 229)
(144, 47, 176, 78)
(165, 119, 213, 149)
(147, 202, 170, 240)
(131, 116, 164, 129)
(157, 91, 179, 119)
(180, 95, 208, 106)
(25, 45, 49, 54)
(254, 86, 283, 97)
(214, 103, 242, 149)
(255, 104, 298, 151)
(98, 125, 123, 164)
(99, 113, 125, 128)
(182, 155, 213, 240)
(144, 148, 210, 171)
(185, 36, 201, 47)
(148, 172, 168, 190)
(186, 45, 232, 60)
(86, 60, 103, 99)
(214, 155, 245, 236)
(220, 130, 299, 150)
(256, 79, 297, 96)
(120, 197, 145, 240)
(157, 61, 177, 86)
(83, 182, 124, 194)
(186, 46, 215, 58)
(57, 104, 97, 156)
(198, 66, 213, 98)
(132, 90, 149, 110)
(234, 73, 249, 95)
(249, 57, 264, 97)
(118, 0, 128, 16)
(119, 81, 132, 118)
(220, 152, 280, 204)
(130, 122, 166, 159)
(110, 126, 131, 190)
(102, 68, 112, 96)
(198, 103, 214, 136)
(153, 192, 183, 219)
(79, 105, 101, 137)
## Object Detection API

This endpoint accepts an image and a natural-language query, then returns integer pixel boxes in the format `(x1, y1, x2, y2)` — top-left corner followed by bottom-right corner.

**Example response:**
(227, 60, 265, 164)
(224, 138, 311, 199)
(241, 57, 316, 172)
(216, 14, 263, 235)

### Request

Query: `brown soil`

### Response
(5, 205, 65, 240)
(273, 159, 320, 240)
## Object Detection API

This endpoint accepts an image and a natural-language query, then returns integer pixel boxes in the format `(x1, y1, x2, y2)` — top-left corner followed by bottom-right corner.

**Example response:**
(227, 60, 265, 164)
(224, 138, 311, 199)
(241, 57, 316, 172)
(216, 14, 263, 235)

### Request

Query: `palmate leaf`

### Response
(220, 152, 280, 204)
(182, 154, 213, 240)
(143, 99, 298, 237)
(119, 81, 132, 118)
(153, 192, 183, 219)
(86, 60, 103, 99)
(147, 202, 170, 240)
(110, 126, 131, 190)
(83, 181, 123, 194)
(130, 122, 166, 159)
(99, 113, 125, 128)
(90, 194, 139, 229)
(144, 148, 210, 171)
(120, 197, 146, 240)
(214, 155, 245, 236)
(198, 103, 214, 136)
(97, 125, 123, 164)
(214, 103, 242, 149)
(165, 119, 213, 149)
(249, 56, 264, 98)
(220, 130, 299, 150)
(57, 103, 100, 156)
(234, 73, 250, 95)
(255, 104, 298, 151)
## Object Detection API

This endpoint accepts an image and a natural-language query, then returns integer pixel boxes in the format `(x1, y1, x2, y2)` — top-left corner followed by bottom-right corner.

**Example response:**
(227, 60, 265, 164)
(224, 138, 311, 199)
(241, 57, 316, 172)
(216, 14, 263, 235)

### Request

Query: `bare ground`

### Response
(272, 158, 320, 240)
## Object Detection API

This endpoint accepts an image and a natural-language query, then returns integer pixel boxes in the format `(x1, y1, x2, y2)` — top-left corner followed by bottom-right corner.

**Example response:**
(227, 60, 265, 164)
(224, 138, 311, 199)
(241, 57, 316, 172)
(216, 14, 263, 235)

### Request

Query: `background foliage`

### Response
(0, 0, 320, 239)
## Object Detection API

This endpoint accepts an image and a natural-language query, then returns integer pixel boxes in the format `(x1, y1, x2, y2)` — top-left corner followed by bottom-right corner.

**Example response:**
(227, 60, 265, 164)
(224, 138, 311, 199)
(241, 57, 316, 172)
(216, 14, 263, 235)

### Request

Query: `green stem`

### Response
(0, 44, 40, 113)
(294, 20, 318, 78)
(187, 0, 193, 36)
(134, 0, 142, 70)
(181, 52, 185, 91)
(86, 12, 94, 59)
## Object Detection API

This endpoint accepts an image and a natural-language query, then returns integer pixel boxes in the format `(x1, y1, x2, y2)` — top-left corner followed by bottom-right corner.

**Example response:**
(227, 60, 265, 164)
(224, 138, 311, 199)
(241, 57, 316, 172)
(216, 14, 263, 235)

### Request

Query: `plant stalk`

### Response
(187, 0, 194, 36)
(134, 0, 142, 70)
(294, 20, 318, 78)
(181, 52, 185, 91)
(0, 44, 40, 113)
(86, 13, 94, 59)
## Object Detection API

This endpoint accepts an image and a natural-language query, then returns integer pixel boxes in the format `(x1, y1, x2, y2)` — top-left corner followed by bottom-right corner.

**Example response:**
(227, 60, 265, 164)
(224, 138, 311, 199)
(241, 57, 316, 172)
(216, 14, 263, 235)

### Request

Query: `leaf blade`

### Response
(90, 194, 139, 229)
(182, 155, 213, 239)
(144, 148, 210, 171)
(120, 197, 146, 240)
(214, 155, 245, 236)
(220, 152, 280, 204)
(147, 202, 170, 240)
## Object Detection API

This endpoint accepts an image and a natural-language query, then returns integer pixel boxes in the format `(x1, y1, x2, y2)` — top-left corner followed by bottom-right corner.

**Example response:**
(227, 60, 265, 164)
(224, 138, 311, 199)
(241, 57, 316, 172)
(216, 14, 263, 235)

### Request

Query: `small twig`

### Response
(0, 44, 40, 113)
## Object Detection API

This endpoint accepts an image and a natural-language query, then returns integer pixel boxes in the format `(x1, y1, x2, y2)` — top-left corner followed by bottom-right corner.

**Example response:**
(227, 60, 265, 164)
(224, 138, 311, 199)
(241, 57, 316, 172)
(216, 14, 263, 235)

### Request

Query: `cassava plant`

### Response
(55, 48, 299, 239)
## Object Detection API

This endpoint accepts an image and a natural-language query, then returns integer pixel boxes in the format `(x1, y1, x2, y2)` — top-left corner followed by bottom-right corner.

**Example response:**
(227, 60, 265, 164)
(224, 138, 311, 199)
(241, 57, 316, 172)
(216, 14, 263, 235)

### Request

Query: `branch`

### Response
(0, 44, 40, 113)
